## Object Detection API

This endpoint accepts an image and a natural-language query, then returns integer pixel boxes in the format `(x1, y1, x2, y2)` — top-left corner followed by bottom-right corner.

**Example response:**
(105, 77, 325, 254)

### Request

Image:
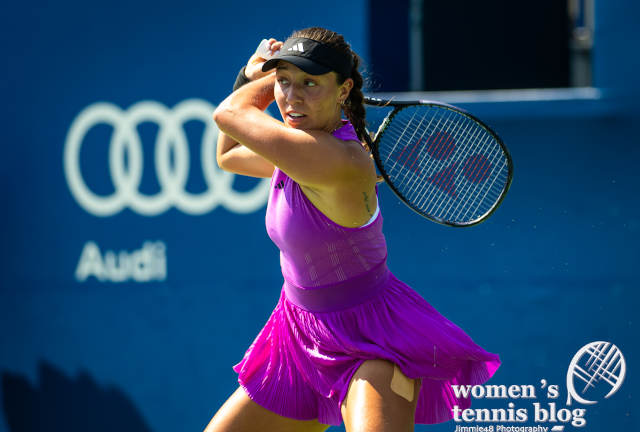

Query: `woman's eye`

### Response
(277, 77, 289, 85)
(305, 80, 317, 87)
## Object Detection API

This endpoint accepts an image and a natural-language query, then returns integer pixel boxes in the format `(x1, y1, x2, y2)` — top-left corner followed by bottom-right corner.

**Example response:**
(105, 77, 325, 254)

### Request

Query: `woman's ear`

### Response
(339, 78, 354, 103)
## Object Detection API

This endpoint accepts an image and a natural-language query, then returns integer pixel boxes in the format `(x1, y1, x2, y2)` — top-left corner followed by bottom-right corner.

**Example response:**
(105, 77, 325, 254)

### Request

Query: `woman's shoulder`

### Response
(304, 128, 374, 178)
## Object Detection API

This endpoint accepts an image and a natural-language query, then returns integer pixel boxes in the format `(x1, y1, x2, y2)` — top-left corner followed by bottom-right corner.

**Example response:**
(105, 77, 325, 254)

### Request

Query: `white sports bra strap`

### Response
(359, 199, 380, 228)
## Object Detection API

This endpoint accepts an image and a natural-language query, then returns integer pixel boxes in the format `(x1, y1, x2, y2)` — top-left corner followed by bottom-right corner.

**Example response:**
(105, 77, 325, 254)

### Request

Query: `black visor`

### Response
(262, 37, 353, 78)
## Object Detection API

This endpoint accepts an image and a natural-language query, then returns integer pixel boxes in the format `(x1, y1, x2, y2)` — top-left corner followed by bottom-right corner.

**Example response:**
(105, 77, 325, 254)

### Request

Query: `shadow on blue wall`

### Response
(2, 362, 151, 432)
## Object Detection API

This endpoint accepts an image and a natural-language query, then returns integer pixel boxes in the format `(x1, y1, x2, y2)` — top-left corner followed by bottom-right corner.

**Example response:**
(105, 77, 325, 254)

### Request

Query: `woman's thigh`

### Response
(203, 386, 330, 432)
(340, 360, 422, 432)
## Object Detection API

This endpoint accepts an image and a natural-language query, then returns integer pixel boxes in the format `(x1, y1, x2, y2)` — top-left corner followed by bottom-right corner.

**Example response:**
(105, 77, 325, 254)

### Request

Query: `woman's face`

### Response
(274, 62, 352, 132)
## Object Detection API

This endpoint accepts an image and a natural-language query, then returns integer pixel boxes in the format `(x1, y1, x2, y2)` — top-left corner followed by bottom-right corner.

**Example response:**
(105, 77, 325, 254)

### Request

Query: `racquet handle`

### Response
(256, 39, 279, 60)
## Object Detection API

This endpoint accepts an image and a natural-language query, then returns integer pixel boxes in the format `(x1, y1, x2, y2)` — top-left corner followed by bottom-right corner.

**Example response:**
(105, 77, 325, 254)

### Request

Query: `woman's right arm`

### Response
(216, 130, 275, 178)
(215, 38, 283, 179)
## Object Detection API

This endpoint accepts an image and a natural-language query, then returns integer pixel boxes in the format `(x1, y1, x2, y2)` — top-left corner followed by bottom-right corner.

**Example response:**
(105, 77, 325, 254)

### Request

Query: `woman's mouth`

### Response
(286, 112, 306, 124)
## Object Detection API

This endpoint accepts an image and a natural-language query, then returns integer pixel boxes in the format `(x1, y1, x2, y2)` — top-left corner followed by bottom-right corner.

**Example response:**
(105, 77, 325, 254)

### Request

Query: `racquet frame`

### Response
(363, 96, 513, 227)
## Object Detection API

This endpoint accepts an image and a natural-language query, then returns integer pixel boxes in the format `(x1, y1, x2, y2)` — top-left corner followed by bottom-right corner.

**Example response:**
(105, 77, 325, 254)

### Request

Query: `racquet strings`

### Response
(376, 105, 510, 224)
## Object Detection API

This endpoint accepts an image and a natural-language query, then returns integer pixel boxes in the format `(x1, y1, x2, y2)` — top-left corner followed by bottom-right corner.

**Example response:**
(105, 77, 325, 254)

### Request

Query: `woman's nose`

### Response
(285, 84, 303, 104)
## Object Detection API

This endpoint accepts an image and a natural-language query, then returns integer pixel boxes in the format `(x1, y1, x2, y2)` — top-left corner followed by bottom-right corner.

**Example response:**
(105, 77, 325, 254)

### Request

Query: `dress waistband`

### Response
(283, 259, 390, 313)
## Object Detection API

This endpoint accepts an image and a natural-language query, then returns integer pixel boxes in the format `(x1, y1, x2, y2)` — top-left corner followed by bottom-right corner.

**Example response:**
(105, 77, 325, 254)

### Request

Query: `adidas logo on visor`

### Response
(287, 42, 304, 52)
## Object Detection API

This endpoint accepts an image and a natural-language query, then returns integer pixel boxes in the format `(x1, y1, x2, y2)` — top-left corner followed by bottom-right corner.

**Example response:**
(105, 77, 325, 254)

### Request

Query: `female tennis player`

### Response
(207, 27, 501, 432)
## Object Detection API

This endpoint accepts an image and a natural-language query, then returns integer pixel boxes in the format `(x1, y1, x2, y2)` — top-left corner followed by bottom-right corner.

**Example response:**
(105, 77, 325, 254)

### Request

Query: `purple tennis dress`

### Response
(232, 121, 501, 426)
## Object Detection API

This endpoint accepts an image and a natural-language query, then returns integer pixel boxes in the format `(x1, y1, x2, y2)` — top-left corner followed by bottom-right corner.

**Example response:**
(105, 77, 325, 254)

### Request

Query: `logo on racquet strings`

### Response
(390, 132, 493, 198)
(64, 99, 270, 216)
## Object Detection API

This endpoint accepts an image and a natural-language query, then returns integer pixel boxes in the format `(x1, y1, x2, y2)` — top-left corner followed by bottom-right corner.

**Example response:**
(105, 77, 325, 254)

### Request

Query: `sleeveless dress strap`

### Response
(332, 120, 359, 142)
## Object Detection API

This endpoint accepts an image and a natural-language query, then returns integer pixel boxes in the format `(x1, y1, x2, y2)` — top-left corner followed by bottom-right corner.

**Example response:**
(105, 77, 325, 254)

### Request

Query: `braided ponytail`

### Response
(341, 52, 369, 149)
(341, 51, 383, 182)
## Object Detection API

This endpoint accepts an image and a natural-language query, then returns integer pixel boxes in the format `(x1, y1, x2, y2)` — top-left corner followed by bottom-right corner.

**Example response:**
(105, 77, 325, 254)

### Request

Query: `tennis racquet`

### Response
(363, 96, 513, 227)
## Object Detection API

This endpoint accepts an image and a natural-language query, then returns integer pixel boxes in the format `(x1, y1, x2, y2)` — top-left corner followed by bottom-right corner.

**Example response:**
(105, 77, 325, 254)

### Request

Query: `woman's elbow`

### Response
(212, 99, 237, 127)
(212, 105, 225, 125)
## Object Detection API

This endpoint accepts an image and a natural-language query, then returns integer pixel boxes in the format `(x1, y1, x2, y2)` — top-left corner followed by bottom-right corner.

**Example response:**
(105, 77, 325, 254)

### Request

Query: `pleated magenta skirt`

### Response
(232, 264, 501, 426)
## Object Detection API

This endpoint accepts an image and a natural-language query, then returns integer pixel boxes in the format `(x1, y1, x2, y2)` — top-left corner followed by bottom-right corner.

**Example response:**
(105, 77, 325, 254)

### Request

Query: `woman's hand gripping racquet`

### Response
(363, 97, 513, 227)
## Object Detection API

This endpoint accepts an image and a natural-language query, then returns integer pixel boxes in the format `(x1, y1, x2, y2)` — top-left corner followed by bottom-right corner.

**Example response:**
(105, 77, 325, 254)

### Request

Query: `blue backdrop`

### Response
(1, 1, 637, 431)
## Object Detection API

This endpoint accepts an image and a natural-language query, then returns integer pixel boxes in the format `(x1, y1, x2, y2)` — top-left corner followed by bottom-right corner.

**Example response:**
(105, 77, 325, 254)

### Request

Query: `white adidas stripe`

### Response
(287, 42, 305, 52)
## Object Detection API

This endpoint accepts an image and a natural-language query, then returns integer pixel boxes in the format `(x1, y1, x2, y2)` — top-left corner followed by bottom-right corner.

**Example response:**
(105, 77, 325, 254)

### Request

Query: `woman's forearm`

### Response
(213, 75, 277, 154)
(216, 129, 241, 165)
(219, 73, 276, 115)
(215, 74, 275, 159)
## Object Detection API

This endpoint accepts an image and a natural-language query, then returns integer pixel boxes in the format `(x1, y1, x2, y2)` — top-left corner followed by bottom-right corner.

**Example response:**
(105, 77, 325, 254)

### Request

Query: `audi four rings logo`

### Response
(64, 99, 270, 216)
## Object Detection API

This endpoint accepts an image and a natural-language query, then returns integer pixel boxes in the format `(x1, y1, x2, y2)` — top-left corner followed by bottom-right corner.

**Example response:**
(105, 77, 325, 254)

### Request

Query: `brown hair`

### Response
(289, 27, 369, 149)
